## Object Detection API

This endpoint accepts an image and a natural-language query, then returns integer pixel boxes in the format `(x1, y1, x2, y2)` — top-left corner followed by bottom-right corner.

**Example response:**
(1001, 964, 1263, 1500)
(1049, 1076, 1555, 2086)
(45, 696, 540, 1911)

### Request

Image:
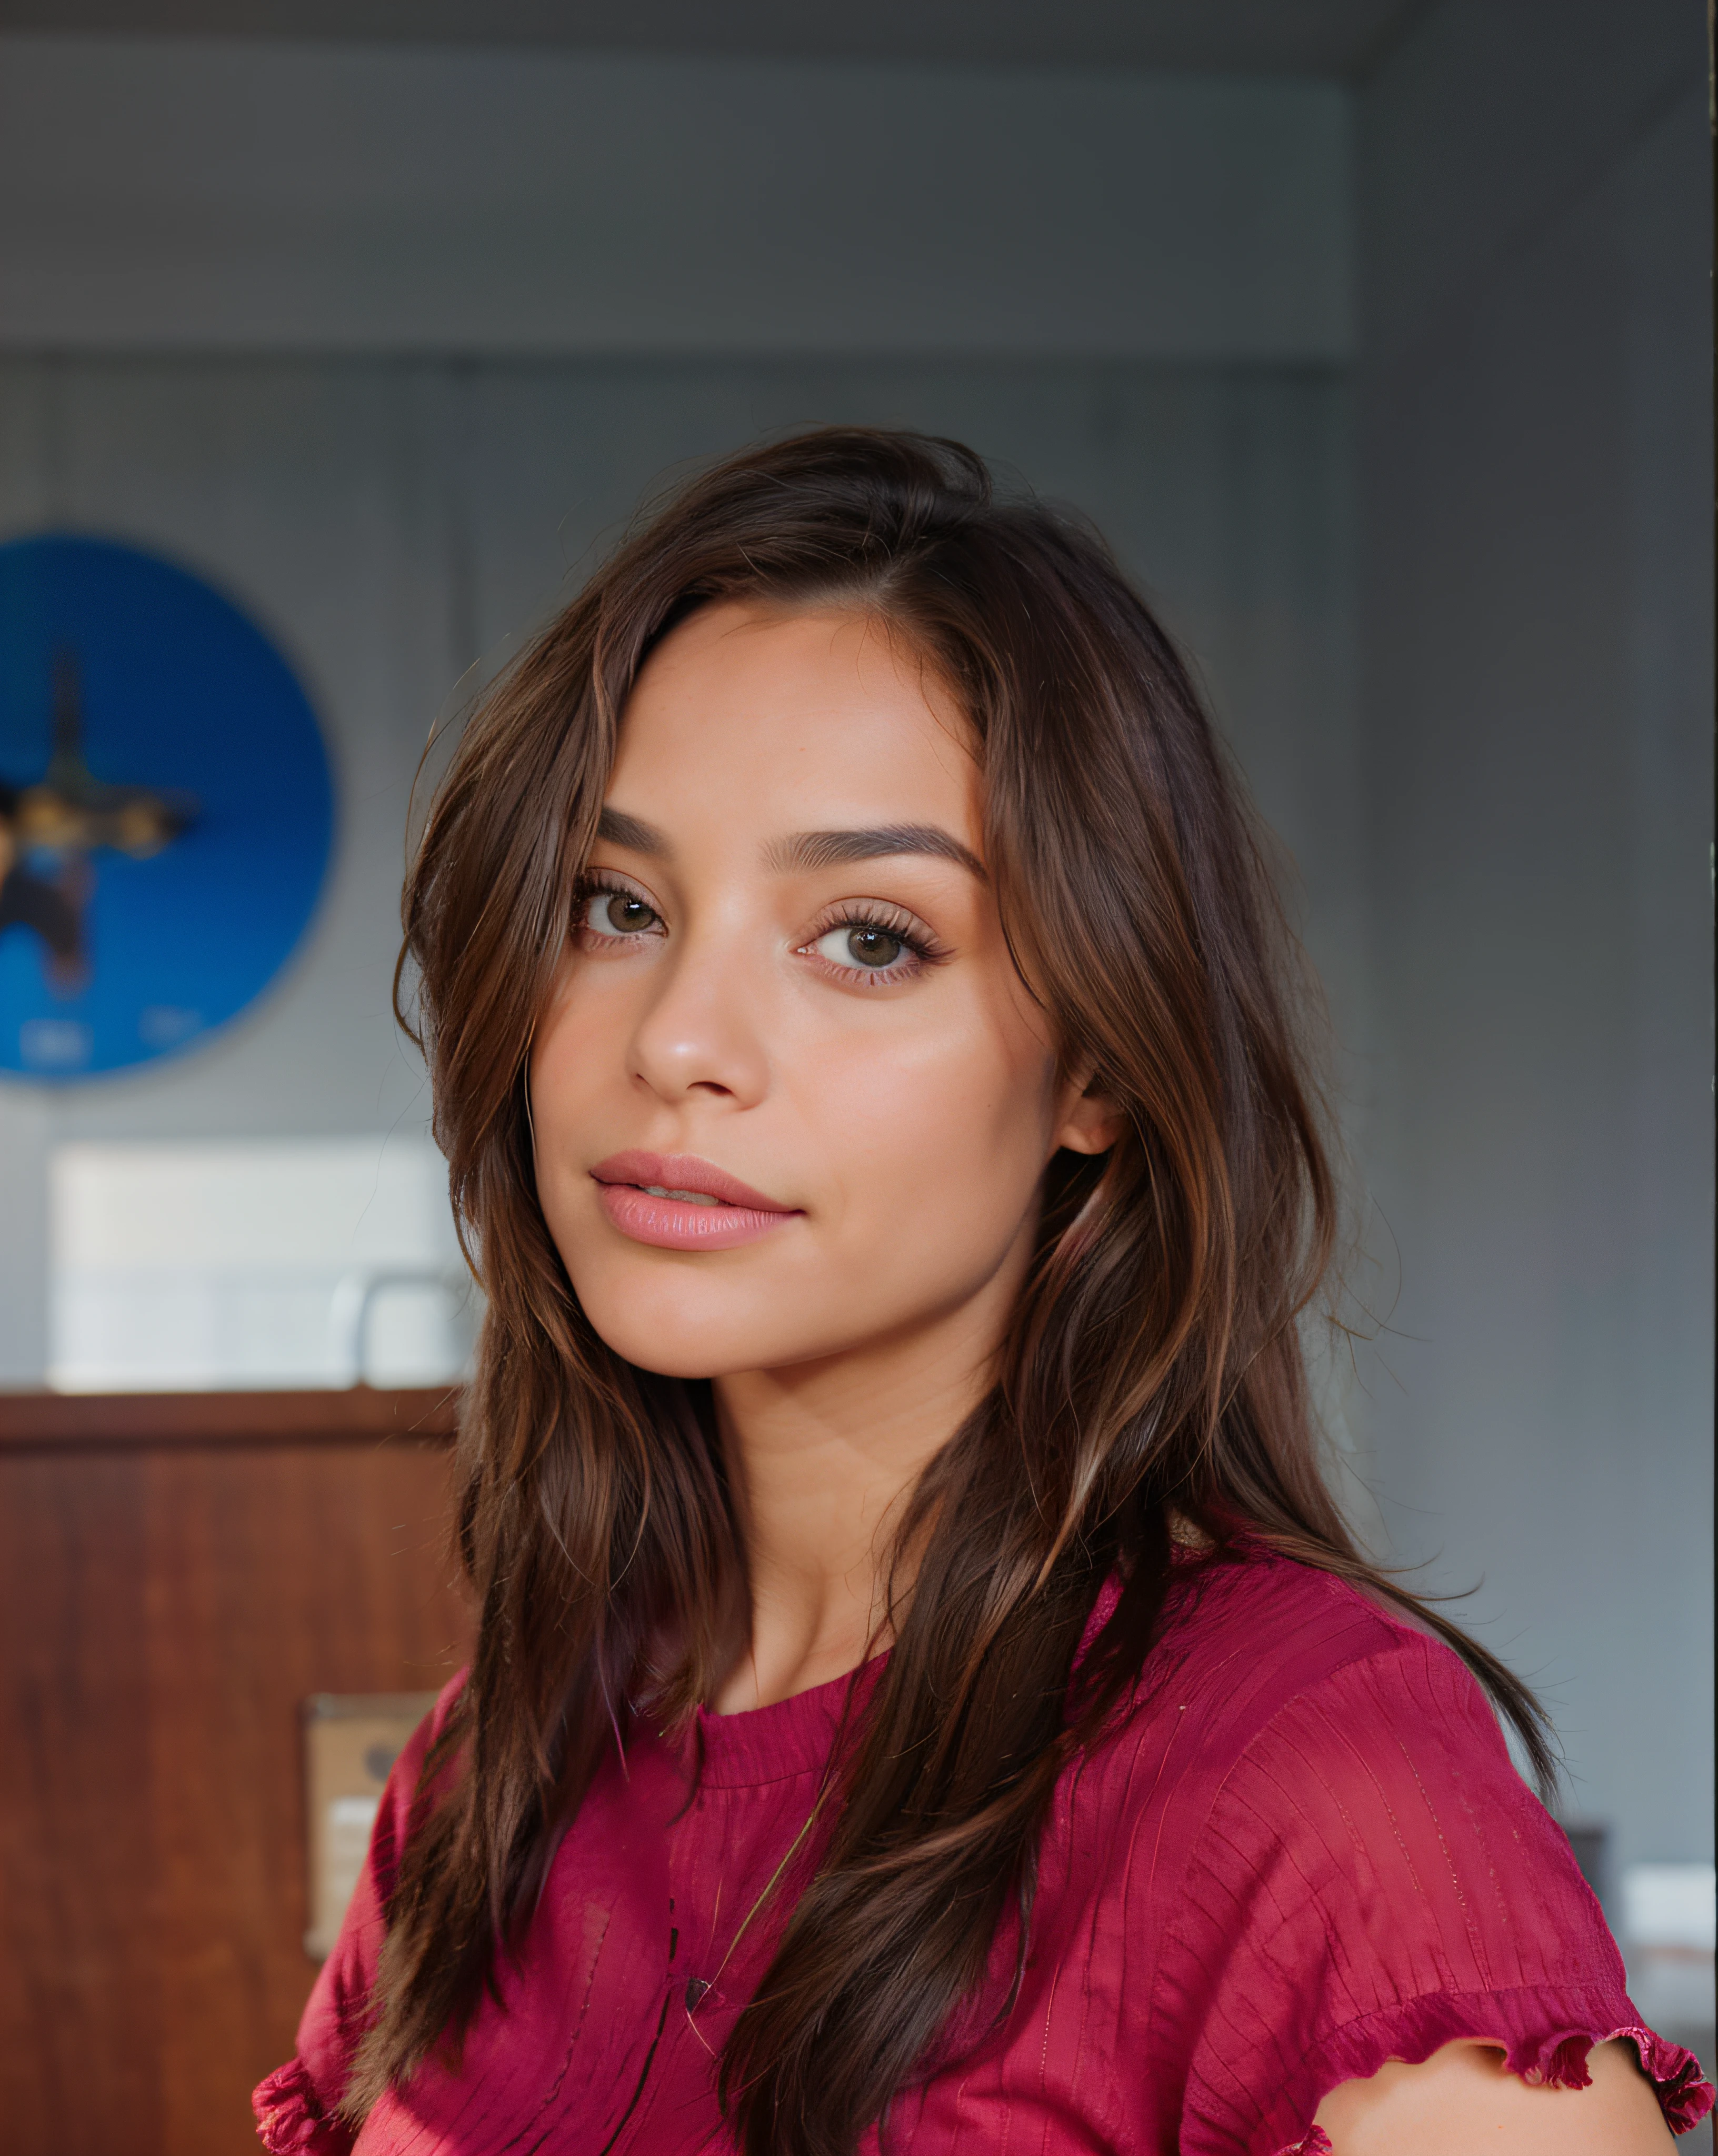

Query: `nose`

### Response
(625, 923, 771, 1109)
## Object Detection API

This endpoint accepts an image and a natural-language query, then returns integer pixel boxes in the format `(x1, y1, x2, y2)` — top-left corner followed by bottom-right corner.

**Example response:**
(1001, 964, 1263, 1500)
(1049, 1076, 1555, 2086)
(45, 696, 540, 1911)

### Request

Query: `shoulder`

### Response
(1103, 1544, 1582, 1968)
(1162, 1559, 1575, 1964)
(1088, 1551, 1686, 2153)
(1115, 1541, 1486, 1781)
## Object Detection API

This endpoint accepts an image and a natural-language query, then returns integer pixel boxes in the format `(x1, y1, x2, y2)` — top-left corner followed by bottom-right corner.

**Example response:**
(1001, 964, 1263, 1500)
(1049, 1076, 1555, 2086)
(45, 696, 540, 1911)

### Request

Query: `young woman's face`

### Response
(531, 601, 1110, 1384)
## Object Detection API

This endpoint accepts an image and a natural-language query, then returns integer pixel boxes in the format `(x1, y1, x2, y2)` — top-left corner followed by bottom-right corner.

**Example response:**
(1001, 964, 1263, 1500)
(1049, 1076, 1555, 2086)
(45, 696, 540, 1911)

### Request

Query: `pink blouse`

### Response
(256, 1545, 1713, 2154)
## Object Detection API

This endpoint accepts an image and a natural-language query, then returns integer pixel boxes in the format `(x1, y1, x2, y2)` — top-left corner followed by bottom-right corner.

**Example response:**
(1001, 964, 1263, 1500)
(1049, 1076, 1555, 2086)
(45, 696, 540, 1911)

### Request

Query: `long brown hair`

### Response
(355, 428, 1550, 2152)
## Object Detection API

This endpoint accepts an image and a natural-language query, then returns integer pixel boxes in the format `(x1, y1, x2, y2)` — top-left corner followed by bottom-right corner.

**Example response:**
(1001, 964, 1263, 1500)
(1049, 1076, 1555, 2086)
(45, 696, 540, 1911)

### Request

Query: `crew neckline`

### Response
(676, 1552, 1218, 1790)
(688, 1653, 888, 1786)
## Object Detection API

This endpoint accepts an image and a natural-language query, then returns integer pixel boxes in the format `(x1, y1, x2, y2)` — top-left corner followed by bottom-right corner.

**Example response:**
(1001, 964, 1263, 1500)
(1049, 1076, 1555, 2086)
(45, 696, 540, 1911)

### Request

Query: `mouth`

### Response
(589, 1150, 801, 1252)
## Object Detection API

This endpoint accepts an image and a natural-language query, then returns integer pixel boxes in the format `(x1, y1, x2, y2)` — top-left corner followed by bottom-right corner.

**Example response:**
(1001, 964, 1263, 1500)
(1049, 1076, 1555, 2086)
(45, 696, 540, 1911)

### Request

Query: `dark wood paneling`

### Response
(0, 1392, 471, 2156)
(0, 1385, 462, 1450)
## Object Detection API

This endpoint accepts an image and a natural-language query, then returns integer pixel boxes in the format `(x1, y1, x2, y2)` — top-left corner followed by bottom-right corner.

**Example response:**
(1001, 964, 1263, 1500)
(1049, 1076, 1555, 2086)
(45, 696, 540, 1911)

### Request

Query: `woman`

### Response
(256, 430, 1710, 2155)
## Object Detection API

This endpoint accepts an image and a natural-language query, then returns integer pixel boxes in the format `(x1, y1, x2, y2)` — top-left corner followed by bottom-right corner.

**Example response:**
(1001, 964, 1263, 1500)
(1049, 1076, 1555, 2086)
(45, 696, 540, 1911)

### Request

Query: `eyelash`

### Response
(574, 875, 664, 944)
(801, 901, 945, 984)
(572, 877, 946, 983)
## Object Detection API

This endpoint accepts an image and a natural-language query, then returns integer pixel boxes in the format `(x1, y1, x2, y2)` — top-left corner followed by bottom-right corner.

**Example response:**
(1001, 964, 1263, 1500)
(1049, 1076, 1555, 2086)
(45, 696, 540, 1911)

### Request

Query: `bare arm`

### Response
(1313, 2037, 1679, 2154)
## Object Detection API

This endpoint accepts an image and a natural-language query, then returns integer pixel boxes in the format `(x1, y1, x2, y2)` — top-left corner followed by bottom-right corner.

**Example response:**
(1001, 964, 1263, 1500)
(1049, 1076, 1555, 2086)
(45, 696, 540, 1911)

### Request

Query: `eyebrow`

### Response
(595, 806, 665, 852)
(766, 825, 987, 880)
(595, 806, 985, 882)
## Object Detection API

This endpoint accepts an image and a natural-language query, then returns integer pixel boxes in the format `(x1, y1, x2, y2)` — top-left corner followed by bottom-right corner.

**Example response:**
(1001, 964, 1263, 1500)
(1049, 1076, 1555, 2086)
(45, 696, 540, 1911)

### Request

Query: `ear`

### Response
(1053, 1073, 1125, 1157)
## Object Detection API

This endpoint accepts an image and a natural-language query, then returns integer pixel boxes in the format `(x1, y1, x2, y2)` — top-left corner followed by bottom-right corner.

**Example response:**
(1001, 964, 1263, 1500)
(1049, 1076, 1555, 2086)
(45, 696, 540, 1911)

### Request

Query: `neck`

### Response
(707, 1310, 998, 1715)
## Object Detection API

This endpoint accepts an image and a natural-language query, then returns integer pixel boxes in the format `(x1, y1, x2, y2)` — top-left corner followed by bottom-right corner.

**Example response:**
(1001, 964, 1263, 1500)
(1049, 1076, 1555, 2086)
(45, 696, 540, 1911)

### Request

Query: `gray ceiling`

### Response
(0, 0, 1431, 77)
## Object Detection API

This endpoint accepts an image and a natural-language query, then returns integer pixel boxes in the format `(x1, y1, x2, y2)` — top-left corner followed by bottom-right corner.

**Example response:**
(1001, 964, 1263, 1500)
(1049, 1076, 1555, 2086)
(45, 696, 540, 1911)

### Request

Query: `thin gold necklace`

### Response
(683, 1776, 835, 2058)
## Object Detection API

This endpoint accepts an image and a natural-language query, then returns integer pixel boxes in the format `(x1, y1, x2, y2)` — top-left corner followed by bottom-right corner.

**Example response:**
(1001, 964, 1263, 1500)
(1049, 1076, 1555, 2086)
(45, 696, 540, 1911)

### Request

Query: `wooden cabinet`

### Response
(0, 1389, 472, 2156)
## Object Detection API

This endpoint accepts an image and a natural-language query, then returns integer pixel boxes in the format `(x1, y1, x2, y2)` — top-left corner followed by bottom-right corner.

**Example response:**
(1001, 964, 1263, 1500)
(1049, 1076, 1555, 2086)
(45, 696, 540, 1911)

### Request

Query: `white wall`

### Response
(0, 36, 1351, 359)
(1354, 0, 1712, 1880)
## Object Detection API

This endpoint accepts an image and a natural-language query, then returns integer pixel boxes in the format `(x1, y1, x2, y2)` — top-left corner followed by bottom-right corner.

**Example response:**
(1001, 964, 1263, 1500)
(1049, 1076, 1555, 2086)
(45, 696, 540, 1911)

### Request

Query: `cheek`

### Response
(532, 949, 650, 1098)
(803, 1004, 1058, 1243)
(527, 987, 611, 1202)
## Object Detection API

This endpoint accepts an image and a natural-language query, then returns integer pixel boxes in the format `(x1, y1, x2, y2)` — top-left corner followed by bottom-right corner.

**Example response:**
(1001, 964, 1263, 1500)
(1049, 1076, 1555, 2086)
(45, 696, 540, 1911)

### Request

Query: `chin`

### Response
(570, 1277, 784, 1382)
(571, 1270, 875, 1384)
(587, 1327, 795, 1383)
(592, 1325, 741, 1382)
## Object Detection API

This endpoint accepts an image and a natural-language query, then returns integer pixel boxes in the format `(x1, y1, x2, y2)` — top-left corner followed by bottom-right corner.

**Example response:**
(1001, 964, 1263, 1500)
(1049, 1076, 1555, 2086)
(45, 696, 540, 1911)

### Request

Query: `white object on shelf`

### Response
(1623, 1863, 1717, 1953)
(1621, 1861, 1716, 2034)
(48, 1136, 475, 1391)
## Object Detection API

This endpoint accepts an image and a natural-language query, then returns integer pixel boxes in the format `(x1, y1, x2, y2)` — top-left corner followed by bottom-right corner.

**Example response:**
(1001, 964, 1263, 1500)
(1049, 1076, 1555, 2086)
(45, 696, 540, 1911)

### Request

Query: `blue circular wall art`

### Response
(0, 534, 334, 1080)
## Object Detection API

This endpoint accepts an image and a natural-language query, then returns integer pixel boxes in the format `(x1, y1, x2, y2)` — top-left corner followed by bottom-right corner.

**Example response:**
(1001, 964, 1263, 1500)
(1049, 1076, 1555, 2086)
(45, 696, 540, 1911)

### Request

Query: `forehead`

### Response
(611, 602, 979, 838)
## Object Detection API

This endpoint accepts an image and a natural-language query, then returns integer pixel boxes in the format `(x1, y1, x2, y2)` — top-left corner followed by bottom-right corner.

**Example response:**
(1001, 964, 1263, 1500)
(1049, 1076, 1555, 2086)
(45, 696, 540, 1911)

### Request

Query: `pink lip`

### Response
(590, 1151, 801, 1252)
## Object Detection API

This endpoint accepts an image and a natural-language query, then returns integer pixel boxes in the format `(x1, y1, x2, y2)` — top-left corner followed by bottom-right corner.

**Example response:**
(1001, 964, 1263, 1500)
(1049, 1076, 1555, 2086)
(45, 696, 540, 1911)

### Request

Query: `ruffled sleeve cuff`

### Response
(1263, 1986, 1716, 2155)
(252, 2055, 355, 2156)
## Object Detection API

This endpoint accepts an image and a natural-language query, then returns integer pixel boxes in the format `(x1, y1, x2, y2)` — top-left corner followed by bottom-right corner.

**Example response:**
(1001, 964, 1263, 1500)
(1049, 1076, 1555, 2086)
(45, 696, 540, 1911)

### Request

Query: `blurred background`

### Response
(0, 1, 1710, 2147)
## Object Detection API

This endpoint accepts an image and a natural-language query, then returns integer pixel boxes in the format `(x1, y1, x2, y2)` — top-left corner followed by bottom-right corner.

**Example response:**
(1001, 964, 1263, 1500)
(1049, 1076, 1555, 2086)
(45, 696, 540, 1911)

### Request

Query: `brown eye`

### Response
(584, 890, 660, 938)
(810, 921, 915, 973)
(845, 926, 903, 968)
